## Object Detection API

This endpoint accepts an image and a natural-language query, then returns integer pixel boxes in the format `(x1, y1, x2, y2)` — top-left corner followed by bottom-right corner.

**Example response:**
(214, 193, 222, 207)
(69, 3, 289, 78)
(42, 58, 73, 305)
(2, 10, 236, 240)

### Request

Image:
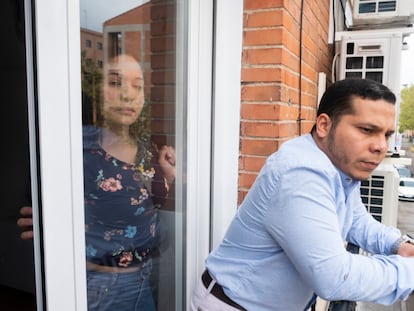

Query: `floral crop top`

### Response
(83, 127, 167, 268)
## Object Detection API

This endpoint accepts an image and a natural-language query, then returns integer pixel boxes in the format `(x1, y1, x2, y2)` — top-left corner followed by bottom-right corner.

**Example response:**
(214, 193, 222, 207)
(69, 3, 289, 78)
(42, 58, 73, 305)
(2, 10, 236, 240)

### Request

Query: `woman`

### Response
(18, 54, 175, 310)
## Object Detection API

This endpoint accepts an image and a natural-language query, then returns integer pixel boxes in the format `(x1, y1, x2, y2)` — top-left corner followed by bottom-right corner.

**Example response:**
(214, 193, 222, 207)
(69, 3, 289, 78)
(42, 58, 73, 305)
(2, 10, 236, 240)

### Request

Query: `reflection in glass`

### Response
(358, 2, 376, 14)
(346, 57, 363, 69)
(366, 56, 384, 69)
(80, 1, 180, 310)
(345, 71, 363, 78)
(378, 1, 396, 13)
(365, 71, 383, 83)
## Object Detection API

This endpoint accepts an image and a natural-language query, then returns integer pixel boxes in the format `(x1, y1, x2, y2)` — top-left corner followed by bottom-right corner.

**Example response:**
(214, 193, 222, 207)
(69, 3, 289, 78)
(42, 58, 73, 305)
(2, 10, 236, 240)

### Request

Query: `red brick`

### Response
(243, 48, 283, 65)
(151, 20, 176, 36)
(150, 3, 175, 20)
(151, 102, 175, 118)
(150, 37, 175, 52)
(150, 85, 175, 102)
(244, 29, 283, 46)
(242, 67, 281, 83)
(245, 10, 283, 28)
(241, 121, 280, 137)
(241, 103, 281, 120)
(238, 191, 248, 205)
(151, 119, 175, 133)
(241, 84, 281, 102)
(151, 54, 175, 69)
(240, 138, 280, 156)
(151, 70, 175, 84)
(238, 172, 258, 189)
(244, 0, 283, 10)
(239, 155, 267, 172)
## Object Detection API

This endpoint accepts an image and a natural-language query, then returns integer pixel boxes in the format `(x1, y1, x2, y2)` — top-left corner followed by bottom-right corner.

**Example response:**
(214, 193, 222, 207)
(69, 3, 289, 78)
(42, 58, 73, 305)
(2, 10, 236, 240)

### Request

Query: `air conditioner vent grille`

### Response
(360, 174, 386, 222)
(358, 0, 397, 14)
(351, 0, 413, 27)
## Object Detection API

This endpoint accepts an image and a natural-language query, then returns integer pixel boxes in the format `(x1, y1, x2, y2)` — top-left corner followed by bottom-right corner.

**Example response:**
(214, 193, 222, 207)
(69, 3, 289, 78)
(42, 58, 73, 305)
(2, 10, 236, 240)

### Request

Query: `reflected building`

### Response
(103, 2, 152, 97)
(80, 28, 104, 69)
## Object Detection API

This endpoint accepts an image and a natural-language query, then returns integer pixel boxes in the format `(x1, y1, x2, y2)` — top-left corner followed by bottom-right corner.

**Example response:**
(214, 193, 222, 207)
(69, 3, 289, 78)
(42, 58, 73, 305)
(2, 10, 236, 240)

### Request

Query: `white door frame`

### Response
(27, 0, 86, 309)
(28, 0, 243, 309)
(184, 0, 244, 305)
(211, 0, 243, 249)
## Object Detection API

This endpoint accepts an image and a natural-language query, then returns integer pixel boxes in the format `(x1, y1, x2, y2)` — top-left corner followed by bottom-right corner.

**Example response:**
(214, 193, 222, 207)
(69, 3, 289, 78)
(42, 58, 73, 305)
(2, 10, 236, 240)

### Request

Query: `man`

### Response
(190, 78, 414, 311)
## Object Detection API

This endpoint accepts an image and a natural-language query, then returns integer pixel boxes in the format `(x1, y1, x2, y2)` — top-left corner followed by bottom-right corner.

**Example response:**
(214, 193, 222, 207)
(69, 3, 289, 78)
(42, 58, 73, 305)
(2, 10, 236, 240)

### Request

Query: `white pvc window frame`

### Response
(184, 1, 244, 307)
(27, 0, 86, 309)
(184, 0, 244, 305)
(211, 0, 243, 249)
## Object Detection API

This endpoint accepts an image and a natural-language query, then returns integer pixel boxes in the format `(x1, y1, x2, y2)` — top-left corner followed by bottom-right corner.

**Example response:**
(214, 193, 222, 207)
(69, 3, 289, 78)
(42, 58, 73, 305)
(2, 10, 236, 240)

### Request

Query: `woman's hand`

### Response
(17, 206, 34, 240)
(158, 145, 176, 185)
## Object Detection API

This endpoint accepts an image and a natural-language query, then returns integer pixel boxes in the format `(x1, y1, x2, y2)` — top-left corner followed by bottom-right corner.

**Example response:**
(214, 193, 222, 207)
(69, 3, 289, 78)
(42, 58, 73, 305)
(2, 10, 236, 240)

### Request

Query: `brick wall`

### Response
(150, 0, 176, 211)
(238, 0, 332, 202)
(150, 0, 176, 149)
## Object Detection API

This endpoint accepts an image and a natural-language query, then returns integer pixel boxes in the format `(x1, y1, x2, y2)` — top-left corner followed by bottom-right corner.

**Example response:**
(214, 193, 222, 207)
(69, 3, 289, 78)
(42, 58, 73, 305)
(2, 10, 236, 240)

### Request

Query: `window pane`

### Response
(359, 2, 377, 14)
(346, 57, 363, 69)
(80, 1, 184, 310)
(366, 56, 384, 69)
(345, 71, 363, 78)
(365, 71, 383, 83)
(378, 1, 396, 12)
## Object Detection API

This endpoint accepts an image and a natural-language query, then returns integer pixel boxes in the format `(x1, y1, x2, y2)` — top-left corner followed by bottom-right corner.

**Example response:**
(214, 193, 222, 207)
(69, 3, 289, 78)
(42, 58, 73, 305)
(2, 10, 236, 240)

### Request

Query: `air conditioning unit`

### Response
(340, 37, 389, 84)
(360, 163, 399, 227)
(338, 32, 403, 90)
(351, 0, 414, 27)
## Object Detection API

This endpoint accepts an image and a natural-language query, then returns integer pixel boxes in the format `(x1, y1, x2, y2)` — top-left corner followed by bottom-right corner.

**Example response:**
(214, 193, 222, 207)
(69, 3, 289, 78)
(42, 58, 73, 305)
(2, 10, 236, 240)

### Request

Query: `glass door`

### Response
(4, 0, 244, 309)
(79, 1, 185, 309)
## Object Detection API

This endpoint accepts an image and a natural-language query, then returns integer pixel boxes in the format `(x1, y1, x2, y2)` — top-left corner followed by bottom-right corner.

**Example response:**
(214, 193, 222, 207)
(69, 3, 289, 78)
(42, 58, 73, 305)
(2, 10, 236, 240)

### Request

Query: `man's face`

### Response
(320, 97, 395, 180)
(102, 55, 144, 128)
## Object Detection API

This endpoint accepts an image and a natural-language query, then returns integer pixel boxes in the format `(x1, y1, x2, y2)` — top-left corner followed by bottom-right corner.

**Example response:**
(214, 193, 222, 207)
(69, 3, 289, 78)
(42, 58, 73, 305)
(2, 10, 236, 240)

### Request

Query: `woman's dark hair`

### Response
(311, 78, 396, 133)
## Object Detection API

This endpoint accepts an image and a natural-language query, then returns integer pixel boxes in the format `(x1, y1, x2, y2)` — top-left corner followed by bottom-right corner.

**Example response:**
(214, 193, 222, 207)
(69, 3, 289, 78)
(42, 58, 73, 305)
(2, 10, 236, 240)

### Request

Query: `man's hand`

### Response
(398, 240, 414, 257)
(17, 206, 34, 240)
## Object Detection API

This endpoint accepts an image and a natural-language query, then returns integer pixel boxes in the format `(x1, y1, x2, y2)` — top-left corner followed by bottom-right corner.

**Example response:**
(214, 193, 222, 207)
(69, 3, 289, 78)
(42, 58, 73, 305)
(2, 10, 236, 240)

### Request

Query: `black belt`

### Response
(90, 248, 151, 267)
(202, 269, 247, 311)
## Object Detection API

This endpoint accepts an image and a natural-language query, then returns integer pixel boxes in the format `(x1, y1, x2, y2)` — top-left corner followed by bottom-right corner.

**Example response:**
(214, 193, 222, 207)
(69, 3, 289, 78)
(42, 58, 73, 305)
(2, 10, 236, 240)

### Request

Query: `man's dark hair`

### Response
(311, 78, 396, 133)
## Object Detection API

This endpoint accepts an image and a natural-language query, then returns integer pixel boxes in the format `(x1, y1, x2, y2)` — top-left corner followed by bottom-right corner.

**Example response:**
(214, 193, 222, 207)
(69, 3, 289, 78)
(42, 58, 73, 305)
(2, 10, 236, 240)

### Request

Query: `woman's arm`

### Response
(17, 205, 33, 240)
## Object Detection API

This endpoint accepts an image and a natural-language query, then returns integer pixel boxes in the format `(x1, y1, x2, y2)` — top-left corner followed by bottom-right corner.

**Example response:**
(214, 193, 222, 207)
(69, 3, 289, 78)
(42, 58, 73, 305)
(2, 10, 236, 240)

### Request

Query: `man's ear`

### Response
(315, 113, 332, 138)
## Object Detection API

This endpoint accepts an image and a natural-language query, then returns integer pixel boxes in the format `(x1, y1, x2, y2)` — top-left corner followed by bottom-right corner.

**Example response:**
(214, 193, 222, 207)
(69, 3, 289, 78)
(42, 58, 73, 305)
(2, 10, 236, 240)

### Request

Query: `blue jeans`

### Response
(87, 260, 156, 311)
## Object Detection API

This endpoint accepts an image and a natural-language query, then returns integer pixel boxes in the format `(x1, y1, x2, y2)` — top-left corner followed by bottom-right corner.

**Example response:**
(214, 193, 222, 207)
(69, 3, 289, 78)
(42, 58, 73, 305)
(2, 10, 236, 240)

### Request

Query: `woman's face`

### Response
(101, 54, 144, 128)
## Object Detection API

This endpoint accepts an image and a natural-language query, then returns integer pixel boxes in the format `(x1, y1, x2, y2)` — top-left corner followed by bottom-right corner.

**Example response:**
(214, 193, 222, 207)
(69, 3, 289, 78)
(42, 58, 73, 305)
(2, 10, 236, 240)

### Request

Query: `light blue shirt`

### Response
(206, 134, 414, 310)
